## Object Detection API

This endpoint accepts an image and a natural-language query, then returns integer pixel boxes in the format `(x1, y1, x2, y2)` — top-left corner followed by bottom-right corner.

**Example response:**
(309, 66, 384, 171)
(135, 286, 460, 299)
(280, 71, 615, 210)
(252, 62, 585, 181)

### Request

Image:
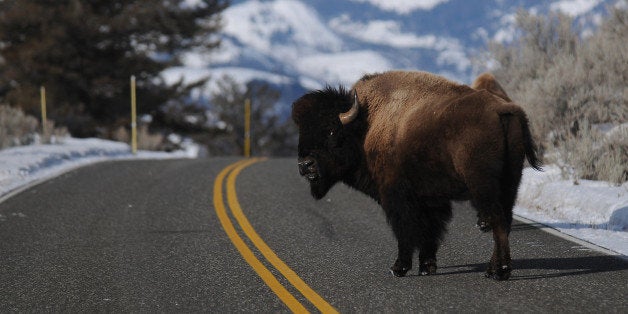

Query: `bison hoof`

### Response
(390, 260, 412, 277)
(389, 268, 410, 277)
(390, 266, 411, 277)
(485, 264, 511, 281)
(419, 261, 437, 276)
(476, 220, 492, 232)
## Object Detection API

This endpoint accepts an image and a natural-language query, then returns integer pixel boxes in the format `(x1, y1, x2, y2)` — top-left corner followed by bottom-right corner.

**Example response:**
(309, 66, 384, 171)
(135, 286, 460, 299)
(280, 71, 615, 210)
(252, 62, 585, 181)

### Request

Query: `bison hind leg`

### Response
(476, 212, 492, 232)
(471, 196, 513, 280)
(486, 262, 512, 281)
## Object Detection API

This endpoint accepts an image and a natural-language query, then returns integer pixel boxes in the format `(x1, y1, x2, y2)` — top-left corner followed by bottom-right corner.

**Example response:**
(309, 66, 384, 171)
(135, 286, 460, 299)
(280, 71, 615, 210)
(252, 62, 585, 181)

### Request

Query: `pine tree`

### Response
(0, 0, 228, 137)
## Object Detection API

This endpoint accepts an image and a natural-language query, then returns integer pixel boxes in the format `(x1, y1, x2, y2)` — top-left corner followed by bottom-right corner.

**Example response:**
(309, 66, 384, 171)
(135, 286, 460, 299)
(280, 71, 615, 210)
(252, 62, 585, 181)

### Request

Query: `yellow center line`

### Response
(213, 159, 307, 313)
(227, 159, 339, 314)
(214, 158, 339, 314)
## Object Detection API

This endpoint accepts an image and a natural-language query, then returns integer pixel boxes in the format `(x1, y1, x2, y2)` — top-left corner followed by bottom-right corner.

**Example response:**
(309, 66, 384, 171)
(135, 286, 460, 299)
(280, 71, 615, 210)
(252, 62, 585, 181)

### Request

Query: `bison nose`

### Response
(298, 158, 315, 175)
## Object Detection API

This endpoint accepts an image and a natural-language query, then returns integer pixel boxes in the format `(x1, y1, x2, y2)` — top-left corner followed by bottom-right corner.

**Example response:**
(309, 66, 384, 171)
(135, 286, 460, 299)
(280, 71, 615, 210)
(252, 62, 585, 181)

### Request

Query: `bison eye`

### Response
(327, 129, 343, 148)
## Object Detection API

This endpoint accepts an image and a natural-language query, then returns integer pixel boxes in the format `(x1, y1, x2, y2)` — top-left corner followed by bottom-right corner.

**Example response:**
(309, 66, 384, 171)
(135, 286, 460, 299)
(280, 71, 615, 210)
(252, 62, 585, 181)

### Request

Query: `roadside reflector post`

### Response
(130, 75, 137, 155)
(40, 86, 47, 142)
(244, 98, 251, 158)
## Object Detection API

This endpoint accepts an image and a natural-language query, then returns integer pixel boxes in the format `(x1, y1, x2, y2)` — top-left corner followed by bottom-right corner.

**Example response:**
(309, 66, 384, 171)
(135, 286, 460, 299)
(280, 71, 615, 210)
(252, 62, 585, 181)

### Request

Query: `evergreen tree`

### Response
(0, 0, 228, 137)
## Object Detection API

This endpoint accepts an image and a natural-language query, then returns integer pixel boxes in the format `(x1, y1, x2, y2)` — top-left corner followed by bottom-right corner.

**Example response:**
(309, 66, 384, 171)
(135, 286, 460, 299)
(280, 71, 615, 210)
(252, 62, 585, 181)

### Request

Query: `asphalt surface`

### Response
(0, 158, 626, 312)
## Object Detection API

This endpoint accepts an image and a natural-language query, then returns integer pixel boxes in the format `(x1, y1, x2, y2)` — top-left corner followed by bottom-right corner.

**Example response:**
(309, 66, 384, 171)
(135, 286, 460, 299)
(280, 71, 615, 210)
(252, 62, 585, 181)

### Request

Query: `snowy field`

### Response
(0, 137, 626, 256)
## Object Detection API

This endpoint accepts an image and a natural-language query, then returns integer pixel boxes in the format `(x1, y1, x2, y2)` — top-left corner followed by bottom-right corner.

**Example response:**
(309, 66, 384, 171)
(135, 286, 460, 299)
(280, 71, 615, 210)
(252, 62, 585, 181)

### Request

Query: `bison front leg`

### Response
(417, 200, 451, 276)
(382, 187, 416, 277)
(418, 243, 438, 276)
(384, 193, 414, 277)
(390, 237, 413, 277)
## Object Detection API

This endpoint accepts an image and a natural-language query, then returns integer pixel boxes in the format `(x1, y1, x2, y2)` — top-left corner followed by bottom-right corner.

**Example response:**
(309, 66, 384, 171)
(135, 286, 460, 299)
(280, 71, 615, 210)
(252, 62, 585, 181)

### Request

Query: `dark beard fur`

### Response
(310, 179, 333, 200)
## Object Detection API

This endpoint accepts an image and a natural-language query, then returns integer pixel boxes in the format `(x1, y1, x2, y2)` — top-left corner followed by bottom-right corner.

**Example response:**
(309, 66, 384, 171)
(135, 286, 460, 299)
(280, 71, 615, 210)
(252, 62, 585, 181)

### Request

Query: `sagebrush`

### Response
(0, 105, 38, 149)
(483, 7, 627, 184)
(0, 104, 69, 149)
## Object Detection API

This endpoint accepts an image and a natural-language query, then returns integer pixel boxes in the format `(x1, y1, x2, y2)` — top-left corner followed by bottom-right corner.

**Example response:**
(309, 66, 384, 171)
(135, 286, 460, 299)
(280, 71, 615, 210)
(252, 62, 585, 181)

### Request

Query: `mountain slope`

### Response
(163, 0, 618, 110)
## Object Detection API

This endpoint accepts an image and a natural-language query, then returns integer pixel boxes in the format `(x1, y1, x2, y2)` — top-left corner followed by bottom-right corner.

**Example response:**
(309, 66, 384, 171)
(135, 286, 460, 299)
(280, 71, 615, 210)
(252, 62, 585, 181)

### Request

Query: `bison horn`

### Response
(339, 90, 359, 125)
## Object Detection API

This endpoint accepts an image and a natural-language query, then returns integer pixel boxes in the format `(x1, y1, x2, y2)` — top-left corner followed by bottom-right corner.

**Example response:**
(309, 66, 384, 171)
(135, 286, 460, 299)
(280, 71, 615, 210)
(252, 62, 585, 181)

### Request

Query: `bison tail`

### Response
(516, 111, 543, 171)
(499, 108, 543, 172)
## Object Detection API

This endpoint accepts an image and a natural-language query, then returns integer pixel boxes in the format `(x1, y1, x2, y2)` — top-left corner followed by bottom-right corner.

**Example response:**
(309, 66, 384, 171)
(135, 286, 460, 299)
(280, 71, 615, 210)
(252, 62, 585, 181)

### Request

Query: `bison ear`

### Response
(339, 90, 359, 125)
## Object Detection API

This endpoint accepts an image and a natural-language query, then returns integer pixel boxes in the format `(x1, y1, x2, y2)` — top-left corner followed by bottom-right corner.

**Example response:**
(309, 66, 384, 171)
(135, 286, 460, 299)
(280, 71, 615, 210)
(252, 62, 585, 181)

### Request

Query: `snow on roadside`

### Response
(0, 137, 198, 199)
(515, 166, 628, 256)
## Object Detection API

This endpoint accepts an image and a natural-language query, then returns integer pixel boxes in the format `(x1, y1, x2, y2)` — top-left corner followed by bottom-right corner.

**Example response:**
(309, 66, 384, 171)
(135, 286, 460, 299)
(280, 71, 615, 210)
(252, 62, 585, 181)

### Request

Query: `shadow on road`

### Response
(510, 222, 548, 232)
(439, 255, 628, 280)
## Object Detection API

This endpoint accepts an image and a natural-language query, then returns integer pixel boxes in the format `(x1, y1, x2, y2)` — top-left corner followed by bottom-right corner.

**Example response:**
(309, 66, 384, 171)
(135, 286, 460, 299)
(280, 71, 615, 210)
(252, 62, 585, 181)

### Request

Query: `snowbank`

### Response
(515, 166, 628, 255)
(0, 137, 198, 199)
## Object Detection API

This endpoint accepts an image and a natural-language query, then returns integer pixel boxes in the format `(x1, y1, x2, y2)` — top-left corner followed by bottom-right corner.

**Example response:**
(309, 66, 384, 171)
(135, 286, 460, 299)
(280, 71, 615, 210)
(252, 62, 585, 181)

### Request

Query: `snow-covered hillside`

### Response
(163, 0, 620, 111)
(0, 138, 626, 256)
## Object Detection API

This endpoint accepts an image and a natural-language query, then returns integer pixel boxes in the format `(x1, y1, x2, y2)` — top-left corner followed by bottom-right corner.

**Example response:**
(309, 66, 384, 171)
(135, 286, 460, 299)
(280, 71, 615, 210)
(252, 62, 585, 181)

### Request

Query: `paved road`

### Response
(0, 158, 626, 312)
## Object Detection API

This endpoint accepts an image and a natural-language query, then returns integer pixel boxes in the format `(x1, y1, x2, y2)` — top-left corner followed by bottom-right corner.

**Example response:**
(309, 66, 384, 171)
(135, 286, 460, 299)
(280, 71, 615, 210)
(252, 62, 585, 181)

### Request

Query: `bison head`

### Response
(291, 86, 361, 199)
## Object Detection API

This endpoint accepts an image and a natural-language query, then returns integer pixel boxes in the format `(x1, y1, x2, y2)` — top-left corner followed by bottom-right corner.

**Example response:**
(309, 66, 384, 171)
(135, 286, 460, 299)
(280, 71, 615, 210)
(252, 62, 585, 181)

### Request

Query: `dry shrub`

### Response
(484, 7, 628, 184)
(137, 125, 164, 151)
(112, 124, 164, 151)
(41, 119, 69, 145)
(1, 104, 70, 149)
(553, 123, 627, 185)
(112, 126, 130, 144)
(0, 104, 38, 149)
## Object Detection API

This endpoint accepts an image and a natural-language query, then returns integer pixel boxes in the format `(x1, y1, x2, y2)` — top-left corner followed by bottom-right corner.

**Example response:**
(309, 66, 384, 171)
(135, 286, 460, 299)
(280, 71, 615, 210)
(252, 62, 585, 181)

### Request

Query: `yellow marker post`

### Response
(40, 86, 47, 138)
(130, 75, 137, 155)
(244, 98, 251, 157)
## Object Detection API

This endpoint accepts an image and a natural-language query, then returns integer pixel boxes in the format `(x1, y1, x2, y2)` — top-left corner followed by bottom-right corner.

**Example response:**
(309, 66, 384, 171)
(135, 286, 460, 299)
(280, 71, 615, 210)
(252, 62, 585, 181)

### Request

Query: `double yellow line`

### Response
(213, 159, 338, 313)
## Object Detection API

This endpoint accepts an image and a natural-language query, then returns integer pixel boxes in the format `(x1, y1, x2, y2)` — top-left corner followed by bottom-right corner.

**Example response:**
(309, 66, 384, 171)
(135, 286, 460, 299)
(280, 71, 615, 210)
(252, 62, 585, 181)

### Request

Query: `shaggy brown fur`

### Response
(292, 70, 541, 280)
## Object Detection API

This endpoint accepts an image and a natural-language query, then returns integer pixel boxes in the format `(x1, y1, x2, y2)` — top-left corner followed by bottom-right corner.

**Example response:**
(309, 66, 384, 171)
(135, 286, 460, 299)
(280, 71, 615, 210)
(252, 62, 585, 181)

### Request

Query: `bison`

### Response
(292, 70, 542, 280)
